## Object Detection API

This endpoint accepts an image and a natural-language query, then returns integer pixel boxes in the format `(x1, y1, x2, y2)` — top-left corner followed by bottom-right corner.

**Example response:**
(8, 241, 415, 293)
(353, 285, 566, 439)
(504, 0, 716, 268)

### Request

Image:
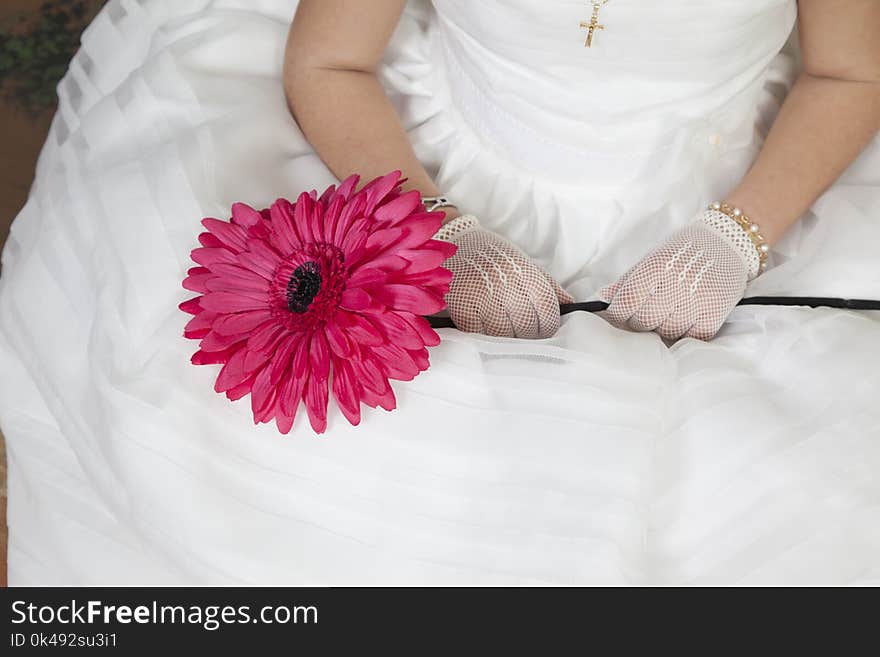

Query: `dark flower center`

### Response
(270, 244, 346, 330)
(286, 261, 322, 313)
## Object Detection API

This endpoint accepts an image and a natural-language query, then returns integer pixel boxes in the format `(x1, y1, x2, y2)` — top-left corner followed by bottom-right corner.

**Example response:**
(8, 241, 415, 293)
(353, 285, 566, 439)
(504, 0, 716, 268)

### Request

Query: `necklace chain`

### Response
(580, 0, 610, 48)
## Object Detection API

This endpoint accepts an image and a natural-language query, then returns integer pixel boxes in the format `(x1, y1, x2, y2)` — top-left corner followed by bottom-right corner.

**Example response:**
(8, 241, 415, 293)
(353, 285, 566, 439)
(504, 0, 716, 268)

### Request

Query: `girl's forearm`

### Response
(727, 71, 880, 245)
(284, 64, 460, 220)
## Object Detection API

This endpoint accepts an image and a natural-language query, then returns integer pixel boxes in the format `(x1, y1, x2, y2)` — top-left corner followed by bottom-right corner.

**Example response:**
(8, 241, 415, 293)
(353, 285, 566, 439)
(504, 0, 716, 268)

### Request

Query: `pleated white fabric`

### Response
(1, 0, 879, 585)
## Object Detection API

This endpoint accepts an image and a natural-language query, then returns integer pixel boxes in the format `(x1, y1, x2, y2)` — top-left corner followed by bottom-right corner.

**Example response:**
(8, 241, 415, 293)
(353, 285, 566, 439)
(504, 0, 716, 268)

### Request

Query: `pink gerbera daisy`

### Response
(180, 171, 455, 434)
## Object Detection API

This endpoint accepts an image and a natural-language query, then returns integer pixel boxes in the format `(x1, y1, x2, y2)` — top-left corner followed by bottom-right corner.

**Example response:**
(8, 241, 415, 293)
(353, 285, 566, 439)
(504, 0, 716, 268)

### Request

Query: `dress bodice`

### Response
(429, 0, 798, 186)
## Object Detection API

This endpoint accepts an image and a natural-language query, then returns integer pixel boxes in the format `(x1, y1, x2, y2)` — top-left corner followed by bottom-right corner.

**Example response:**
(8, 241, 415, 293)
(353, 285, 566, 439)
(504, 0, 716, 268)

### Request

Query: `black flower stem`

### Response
(425, 297, 880, 330)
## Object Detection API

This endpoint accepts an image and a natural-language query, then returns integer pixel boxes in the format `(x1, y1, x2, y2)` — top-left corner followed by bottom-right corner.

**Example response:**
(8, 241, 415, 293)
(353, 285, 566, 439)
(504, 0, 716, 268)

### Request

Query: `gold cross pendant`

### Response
(579, 4, 605, 48)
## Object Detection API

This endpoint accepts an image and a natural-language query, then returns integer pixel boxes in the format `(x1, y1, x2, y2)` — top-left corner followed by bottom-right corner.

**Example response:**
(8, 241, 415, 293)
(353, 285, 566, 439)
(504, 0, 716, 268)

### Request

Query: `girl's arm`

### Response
(283, 0, 572, 338)
(726, 0, 880, 244)
(283, 0, 459, 219)
(600, 0, 880, 341)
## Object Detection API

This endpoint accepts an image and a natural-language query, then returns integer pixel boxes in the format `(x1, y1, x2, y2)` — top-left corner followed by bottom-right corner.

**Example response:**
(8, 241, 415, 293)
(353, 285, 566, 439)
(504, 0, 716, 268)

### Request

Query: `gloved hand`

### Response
(599, 208, 764, 341)
(436, 215, 573, 338)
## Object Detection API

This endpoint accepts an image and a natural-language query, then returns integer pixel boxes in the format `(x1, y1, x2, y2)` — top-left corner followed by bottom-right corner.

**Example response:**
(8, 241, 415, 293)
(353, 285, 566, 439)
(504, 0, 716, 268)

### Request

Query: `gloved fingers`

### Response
(509, 298, 543, 339)
(684, 314, 725, 342)
(549, 276, 575, 305)
(629, 302, 668, 332)
(597, 281, 619, 304)
(525, 272, 563, 338)
(657, 303, 696, 341)
(448, 301, 487, 335)
(479, 300, 517, 338)
(604, 259, 663, 327)
(449, 307, 483, 333)
(629, 274, 676, 332)
(488, 273, 540, 339)
(683, 285, 734, 341)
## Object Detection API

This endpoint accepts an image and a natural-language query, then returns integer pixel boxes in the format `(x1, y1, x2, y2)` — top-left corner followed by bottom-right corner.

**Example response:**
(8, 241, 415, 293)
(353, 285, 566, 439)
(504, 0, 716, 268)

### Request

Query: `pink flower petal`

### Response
(230, 202, 263, 228)
(236, 252, 277, 280)
(205, 279, 270, 299)
(392, 268, 454, 289)
(294, 192, 315, 244)
(211, 262, 272, 283)
(200, 292, 268, 314)
(318, 183, 337, 205)
(369, 254, 410, 273)
(191, 346, 239, 366)
(336, 174, 360, 201)
(268, 198, 301, 253)
(191, 247, 238, 268)
(246, 220, 271, 242)
(339, 221, 371, 259)
(200, 329, 249, 353)
(372, 343, 419, 381)
(250, 365, 277, 422)
(279, 365, 307, 419)
(198, 232, 225, 248)
(309, 331, 331, 381)
(304, 375, 329, 434)
(345, 267, 390, 290)
(378, 388, 397, 411)
(361, 383, 396, 411)
(183, 271, 213, 293)
(395, 247, 450, 274)
(351, 354, 389, 396)
(322, 194, 345, 243)
(208, 265, 269, 294)
(270, 334, 301, 385)
(371, 311, 424, 350)
(202, 218, 249, 252)
(332, 194, 366, 246)
(401, 313, 441, 347)
(339, 287, 372, 311)
(244, 347, 272, 377)
(226, 374, 256, 401)
(337, 311, 384, 346)
(275, 409, 295, 435)
(291, 334, 311, 380)
(215, 348, 248, 392)
(247, 323, 286, 354)
(408, 347, 430, 371)
(361, 171, 402, 215)
(309, 199, 326, 242)
(245, 238, 283, 270)
(324, 321, 353, 358)
(370, 284, 446, 315)
(363, 227, 403, 255)
(184, 315, 212, 340)
(428, 239, 458, 259)
(212, 311, 272, 336)
(331, 357, 361, 426)
(395, 218, 441, 250)
(373, 190, 421, 225)
(179, 297, 203, 315)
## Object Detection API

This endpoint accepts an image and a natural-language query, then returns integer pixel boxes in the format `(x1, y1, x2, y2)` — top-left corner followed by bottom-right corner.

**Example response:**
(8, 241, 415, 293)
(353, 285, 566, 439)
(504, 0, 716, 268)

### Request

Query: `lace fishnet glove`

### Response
(599, 220, 753, 341)
(436, 215, 574, 338)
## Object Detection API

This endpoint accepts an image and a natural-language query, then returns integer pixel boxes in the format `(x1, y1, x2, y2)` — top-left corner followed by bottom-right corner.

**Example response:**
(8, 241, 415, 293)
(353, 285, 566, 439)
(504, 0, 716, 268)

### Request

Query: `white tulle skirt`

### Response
(1, 0, 879, 585)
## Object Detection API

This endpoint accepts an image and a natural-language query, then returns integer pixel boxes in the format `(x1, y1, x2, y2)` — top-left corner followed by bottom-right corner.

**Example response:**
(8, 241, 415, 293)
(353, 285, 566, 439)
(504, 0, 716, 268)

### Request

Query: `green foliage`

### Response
(0, 0, 101, 115)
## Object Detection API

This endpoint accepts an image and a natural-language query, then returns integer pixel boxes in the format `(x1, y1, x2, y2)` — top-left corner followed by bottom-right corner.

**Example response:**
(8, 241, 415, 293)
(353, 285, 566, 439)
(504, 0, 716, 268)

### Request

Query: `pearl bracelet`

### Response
(708, 201, 769, 276)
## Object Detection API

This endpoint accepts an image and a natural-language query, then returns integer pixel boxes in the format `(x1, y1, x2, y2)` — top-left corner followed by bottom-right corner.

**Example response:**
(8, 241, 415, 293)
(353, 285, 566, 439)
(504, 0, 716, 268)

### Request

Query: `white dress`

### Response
(1, 0, 879, 585)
